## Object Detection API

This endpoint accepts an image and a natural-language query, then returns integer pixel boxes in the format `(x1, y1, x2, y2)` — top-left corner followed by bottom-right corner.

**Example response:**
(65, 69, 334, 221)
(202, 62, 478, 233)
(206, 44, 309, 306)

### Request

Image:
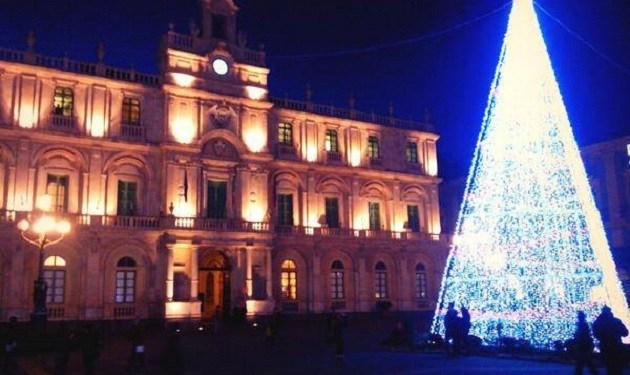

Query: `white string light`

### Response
(432, 0, 630, 349)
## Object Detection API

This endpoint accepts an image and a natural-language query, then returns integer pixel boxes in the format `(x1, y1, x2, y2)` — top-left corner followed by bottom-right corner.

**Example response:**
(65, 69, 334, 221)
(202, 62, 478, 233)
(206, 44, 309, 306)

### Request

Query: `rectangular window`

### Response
(281, 271, 297, 300)
(53, 87, 74, 117)
(325, 129, 338, 152)
(122, 97, 141, 125)
(44, 269, 65, 304)
(407, 205, 420, 233)
(368, 136, 379, 159)
(325, 197, 339, 228)
(415, 271, 427, 299)
(46, 174, 69, 213)
(277, 194, 293, 226)
(207, 181, 227, 219)
(278, 122, 292, 145)
(368, 202, 381, 230)
(115, 270, 136, 303)
(117, 181, 138, 216)
(406, 142, 418, 163)
(375, 271, 387, 299)
(330, 271, 344, 299)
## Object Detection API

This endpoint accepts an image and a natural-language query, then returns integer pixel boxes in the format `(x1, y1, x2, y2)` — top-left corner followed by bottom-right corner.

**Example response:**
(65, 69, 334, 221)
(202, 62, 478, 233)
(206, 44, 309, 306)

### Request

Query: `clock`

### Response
(212, 58, 229, 75)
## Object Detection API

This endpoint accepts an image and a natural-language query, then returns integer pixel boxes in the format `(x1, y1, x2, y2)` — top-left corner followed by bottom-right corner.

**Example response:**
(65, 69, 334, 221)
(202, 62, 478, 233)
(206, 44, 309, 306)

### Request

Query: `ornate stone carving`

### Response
(202, 139, 238, 160)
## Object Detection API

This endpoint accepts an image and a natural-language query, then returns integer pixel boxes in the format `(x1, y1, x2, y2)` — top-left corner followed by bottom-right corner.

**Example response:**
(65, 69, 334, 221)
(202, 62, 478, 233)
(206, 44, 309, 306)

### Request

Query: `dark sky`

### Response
(1, 0, 629, 178)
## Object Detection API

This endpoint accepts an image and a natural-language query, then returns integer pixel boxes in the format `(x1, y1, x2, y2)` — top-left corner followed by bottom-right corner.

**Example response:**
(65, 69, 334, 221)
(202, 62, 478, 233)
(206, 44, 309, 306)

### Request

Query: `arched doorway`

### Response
(199, 251, 231, 320)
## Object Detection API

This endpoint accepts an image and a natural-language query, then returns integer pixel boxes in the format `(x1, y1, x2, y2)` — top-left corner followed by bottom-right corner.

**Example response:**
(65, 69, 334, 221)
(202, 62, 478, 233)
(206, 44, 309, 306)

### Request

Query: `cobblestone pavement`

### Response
(16, 314, 630, 375)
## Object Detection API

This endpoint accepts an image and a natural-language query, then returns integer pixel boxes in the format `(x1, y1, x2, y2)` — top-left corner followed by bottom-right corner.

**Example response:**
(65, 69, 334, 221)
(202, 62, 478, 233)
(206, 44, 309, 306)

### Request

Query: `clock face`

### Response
(212, 59, 229, 75)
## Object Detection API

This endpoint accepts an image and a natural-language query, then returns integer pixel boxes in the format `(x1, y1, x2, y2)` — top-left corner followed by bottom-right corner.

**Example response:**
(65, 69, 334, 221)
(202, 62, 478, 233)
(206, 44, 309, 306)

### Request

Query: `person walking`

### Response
(572, 311, 598, 375)
(443, 302, 460, 356)
(53, 322, 74, 375)
(1, 317, 19, 375)
(592, 306, 628, 375)
(128, 319, 146, 372)
(326, 307, 346, 364)
(79, 324, 101, 375)
(460, 306, 471, 354)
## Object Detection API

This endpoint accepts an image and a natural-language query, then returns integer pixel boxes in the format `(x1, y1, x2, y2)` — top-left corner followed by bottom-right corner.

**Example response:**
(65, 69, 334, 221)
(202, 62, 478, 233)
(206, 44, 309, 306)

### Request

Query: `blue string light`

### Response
(431, 0, 630, 349)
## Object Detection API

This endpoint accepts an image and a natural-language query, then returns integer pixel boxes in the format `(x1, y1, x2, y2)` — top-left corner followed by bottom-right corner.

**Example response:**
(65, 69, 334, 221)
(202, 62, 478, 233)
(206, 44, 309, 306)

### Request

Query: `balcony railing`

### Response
(270, 97, 434, 132)
(120, 123, 145, 141)
(326, 151, 343, 164)
(1, 210, 444, 242)
(0, 46, 160, 86)
(50, 114, 77, 133)
(277, 144, 298, 160)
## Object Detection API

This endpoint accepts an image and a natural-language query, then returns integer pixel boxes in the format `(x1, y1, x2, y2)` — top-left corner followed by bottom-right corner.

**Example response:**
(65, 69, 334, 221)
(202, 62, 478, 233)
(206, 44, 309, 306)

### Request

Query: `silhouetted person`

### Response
(573, 311, 598, 375)
(444, 302, 460, 356)
(79, 324, 100, 375)
(163, 325, 183, 375)
(212, 305, 222, 334)
(592, 306, 628, 375)
(327, 307, 346, 364)
(53, 322, 74, 375)
(381, 321, 410, 350)
(128, 319, 146, 371)
(1, 316, 18, 375)
(460, 306, 471, 353)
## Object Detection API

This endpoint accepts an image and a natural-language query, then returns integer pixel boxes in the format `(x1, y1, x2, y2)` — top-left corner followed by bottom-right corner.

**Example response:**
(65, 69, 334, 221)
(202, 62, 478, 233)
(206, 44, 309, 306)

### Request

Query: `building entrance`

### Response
(199, 251, 230, 320)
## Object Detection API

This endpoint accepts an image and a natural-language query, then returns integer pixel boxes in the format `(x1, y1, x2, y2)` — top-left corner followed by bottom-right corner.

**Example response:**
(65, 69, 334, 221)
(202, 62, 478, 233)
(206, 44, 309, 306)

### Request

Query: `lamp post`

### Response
(17, 212, 70, 328)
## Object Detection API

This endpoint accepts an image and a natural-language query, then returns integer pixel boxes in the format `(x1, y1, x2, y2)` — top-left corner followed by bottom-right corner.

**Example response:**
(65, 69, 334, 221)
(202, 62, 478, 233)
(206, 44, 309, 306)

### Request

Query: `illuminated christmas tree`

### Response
(432, 0, 630, 348)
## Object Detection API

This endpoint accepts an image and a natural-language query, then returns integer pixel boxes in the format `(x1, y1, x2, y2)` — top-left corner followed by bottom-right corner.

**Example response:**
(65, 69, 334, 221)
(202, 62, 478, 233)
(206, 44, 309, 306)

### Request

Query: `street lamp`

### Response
(17, 209, 71, 327)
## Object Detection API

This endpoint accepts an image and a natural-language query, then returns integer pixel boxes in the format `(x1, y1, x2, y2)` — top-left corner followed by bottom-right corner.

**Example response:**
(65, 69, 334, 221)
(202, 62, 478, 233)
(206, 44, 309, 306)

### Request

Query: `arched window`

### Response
(116, 256, 137, 303)
(374, 261, 387, 299)
(330, 260, 344, 300)
(415, 263, 427, 300)
(43, 255, 66, 304)
(280, 259, 297, 300)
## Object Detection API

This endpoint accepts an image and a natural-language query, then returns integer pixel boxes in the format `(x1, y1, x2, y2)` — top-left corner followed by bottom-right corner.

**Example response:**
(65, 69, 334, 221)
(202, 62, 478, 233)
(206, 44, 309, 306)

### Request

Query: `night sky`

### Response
(1, 0, 629, 178)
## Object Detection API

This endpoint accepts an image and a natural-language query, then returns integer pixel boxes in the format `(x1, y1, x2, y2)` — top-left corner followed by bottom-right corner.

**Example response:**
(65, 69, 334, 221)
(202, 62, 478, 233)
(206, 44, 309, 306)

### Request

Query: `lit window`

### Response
(122, 97, 141, 125)
(46, 174, 68, 213)
(368, 136, 380, 159)
(415, 264, 428, 299)
(278, 123, 292, 145)
(53, 87, 74, 117)
(374, 261, 387, 299)
(115, 256, 137, 303)
(280, 259, 297, 300)
(43, 255, 66, 304)
(330, 260, 344, 300)
(406, 142, 418, 163)
(325, 130, 338, 152)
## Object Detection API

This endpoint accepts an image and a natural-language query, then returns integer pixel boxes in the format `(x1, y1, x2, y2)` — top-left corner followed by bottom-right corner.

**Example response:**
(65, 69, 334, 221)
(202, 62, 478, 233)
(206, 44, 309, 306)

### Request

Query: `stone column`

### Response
(246, 246, 253, 297)
(166, 245, 174, 302)
(190, 245, 199, 300)
(265, 249, 272, 299)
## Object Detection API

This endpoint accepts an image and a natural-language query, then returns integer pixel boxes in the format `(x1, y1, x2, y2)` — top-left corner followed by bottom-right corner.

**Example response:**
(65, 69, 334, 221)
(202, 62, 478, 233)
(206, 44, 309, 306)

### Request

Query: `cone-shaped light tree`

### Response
(432, 0, 630, 348)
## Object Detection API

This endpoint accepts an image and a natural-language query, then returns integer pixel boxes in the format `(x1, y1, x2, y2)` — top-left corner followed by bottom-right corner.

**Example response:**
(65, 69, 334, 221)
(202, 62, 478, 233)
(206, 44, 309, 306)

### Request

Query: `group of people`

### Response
(443, 302, 471, 356)
(573, 306, 628, 375)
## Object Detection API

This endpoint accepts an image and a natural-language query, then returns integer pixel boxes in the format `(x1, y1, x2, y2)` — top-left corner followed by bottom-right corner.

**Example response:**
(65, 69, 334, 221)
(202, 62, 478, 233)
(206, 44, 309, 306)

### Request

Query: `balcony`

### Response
(326, 151, 343, 164)
(49, 114, 77, 133)
(277, 144, 298, 160)
(0, 209, 445, 243)
(276, 225, 446, 242)
(120, 123, 145, 141)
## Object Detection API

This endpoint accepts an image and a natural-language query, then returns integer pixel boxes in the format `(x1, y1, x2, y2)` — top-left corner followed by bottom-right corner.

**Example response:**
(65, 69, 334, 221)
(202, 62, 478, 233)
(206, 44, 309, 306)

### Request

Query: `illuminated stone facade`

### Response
(0, 0, 447, 322)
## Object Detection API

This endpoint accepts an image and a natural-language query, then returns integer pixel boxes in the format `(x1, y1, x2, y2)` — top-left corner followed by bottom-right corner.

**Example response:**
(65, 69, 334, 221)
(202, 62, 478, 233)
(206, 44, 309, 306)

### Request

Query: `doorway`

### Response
(199, 251, 231, 320)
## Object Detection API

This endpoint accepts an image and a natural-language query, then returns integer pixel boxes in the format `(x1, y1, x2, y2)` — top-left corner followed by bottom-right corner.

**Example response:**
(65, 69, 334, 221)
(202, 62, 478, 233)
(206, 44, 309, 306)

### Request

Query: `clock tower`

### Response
(160, 0, 269, 100)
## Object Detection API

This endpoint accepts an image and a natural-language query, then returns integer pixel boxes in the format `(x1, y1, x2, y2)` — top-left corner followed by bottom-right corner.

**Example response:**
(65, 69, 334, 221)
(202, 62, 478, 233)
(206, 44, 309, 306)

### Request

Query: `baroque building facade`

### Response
(0, 0, 448, 322)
